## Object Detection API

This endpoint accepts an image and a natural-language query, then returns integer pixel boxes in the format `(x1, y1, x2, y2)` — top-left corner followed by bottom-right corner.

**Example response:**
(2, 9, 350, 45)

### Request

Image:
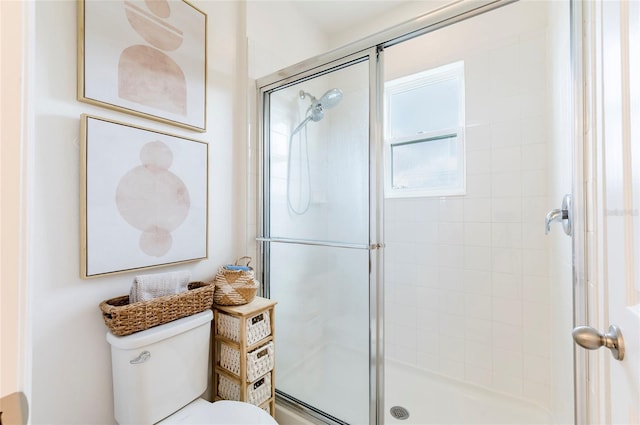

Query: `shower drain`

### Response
(390, 406, 410, 420)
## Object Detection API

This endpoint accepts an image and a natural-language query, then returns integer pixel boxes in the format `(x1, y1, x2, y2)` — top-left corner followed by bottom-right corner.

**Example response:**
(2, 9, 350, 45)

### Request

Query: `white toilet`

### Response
(106, 310, 277, 424)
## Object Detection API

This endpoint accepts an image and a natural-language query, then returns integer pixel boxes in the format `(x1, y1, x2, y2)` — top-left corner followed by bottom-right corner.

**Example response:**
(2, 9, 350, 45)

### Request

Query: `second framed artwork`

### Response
(78, 0, 207, 132)
(80, 114, 208, 278)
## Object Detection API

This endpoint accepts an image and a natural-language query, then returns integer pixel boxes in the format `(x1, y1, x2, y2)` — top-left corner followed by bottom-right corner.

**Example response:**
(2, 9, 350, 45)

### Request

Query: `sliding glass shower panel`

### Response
(267, 60, 369, 245)
(265, 58, 371, 424)
(270, 243, 370, 424)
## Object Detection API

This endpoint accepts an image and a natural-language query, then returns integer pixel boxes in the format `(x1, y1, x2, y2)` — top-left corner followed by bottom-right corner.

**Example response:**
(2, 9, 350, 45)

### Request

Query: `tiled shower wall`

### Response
(384, 2, 552, 409)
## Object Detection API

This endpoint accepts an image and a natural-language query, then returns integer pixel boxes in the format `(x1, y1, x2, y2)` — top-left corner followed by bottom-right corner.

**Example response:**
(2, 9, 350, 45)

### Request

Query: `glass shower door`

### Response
(262, 56, 373, 424)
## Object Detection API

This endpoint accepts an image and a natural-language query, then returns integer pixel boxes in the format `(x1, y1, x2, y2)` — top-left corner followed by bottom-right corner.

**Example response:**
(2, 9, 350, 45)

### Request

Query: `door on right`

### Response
(579, 1, 640, 423)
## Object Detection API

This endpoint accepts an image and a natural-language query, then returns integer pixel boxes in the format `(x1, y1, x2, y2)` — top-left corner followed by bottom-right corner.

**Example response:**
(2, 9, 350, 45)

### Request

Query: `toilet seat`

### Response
(158, 398, 278, 424)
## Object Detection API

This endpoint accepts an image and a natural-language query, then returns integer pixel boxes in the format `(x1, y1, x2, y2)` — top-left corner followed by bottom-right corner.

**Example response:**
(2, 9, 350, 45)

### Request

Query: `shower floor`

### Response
(278, 345, 551, 424)
(385, 361, 552, 424)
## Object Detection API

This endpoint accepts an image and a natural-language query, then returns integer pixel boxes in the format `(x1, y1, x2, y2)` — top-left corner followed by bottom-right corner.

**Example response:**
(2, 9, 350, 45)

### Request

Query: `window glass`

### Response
(384, 61, 465, 197)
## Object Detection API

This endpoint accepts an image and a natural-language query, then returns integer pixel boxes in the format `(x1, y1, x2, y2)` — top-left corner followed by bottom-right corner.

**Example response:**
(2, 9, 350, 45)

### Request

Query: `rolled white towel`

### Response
(129, 270, 191, 303)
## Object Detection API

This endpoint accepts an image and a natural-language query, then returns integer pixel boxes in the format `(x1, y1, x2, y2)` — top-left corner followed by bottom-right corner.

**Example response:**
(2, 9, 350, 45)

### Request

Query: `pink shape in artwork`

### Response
(119, 1, 187, 115)
(116, 141, 191, 257)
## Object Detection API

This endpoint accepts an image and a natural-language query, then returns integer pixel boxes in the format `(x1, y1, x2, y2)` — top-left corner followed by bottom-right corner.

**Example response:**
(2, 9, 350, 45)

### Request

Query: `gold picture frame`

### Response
(80, 114, 209, 278)
(78, 0, 207, 132)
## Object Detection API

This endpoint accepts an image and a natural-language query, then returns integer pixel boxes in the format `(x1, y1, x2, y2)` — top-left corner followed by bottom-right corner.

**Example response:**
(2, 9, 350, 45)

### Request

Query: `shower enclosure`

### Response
(257, 1, 576, 424)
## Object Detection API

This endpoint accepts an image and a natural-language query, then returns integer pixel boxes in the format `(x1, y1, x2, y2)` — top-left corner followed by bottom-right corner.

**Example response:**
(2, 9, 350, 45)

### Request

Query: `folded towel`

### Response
(129, 270, 191, 303)
(223, 265, 251, 271)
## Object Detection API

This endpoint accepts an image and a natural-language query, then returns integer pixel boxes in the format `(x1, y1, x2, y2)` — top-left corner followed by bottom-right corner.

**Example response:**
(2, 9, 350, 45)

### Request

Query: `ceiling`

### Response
(289, 1, 415, 35)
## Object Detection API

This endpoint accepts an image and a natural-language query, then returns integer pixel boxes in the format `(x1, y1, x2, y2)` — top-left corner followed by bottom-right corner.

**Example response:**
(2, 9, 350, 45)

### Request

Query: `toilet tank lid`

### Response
(106, 310, 213, 350)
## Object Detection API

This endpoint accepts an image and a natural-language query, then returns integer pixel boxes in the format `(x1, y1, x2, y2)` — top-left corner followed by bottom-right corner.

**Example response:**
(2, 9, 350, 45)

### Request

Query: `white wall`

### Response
(29, 1, 247, 423)
(383, 0, 555, 409)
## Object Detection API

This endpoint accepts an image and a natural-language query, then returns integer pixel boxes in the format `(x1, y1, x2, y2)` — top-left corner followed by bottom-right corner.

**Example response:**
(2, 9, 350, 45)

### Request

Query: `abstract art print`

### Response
(78, 0, 207, 132)
(80, 114, 208, 278)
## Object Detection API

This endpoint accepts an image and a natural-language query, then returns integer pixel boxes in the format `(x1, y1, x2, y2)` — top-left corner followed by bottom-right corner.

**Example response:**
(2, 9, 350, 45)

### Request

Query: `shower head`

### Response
(299, 88, 343, 123)
(318, 88, 343, 110)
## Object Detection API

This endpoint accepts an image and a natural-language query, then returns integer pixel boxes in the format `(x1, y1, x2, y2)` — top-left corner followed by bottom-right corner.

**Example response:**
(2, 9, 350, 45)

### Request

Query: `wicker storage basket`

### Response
(99, 281, 214, 336)
(219, 341, 275, 382)
(216, 310, 271, 345)
(217, 372, 272, 406)
(213, 257, 259, 306)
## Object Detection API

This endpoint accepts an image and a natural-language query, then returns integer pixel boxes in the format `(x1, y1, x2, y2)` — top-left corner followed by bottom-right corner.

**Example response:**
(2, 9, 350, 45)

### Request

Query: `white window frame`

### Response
(384, 61, 465, 198)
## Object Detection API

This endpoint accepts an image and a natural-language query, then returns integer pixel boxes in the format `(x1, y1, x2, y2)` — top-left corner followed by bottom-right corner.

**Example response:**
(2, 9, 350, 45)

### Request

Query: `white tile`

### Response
(414, 287, 441, 311)
(492, 247, 523, 274)
(522, 222, 547, 250)
(492, 197, 522, 223)
(465, 318, 492, 342)
(491, 222, 522, 248)
(492, 172, 522, 197)
(416, 265, 441, 288)
(464, 198, 492, 222)
(491, 119, 521, 149)
(440, 336, 466, 364)
(522, 326, 550, 358)
(439, 198, 464, 222)
(522, 249, 548, 276)
(523, 380, 551, 409)
(464, 223, 492, 246)
(415, 245, 441, 268)
(394, 323, 418, 350)
(416, 327, 440, 356)
(493, 369, 523, 397)
(492, 322, 523, 352)
(520, 115, 547, 145)
(522, 169, 547, 197)
(492, 146, 522, 172)
(492, 272, 522, 299)
(464, 246, 492, 271)
(439, 222, 464, 245)
(465, 173, 492, 198)
(465, 293, 492, 319)
(415, 353, 440, 373)
(438, 267, 464, 292)
(439, 292, 465, 317)
(463, 270, 492, 295)
(520, 92, 547, 119)
(467, 149, 492, 175)
(523, 354, 551, 385)
(414, 198, 441, 222)
(522, 196, 547, 223)
(439, 245, 464, 268)
(466, 124, 492, 151)
(465, 342, 493, 369)
(439, 359, 465, 380)
(521, 143, 547, 171)
(493, 347, 524, 377)
(493, 297, 522, 326)
(465, 365, 492, 388)
(523, 300, 551, 331)
(522, 275, 549, 302)
(490, 41, 520, 97)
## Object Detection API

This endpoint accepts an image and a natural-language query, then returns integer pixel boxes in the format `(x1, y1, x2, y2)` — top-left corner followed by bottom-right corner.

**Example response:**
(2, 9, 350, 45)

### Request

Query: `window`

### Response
(384, 61, 465, 197)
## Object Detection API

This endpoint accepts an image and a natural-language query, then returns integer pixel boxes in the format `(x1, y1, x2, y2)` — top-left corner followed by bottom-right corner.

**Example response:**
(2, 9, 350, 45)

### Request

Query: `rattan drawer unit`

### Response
(213, 297, 277, 417)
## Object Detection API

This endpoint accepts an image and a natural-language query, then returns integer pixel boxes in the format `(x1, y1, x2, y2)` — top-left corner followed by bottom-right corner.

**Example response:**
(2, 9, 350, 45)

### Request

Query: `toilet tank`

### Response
(106, 309, 213, 424)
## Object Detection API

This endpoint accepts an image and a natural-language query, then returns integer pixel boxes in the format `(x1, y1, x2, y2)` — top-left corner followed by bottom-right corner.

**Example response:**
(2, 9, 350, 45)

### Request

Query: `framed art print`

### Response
(80, 114, 208, 278)
(78, 0, 207, 132)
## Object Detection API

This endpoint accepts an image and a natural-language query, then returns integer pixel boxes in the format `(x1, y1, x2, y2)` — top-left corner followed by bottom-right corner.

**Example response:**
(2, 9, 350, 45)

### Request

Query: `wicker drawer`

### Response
(216, 371, 272, 406)
(216, 310, 271, 346)
(219, 341, 274, 382)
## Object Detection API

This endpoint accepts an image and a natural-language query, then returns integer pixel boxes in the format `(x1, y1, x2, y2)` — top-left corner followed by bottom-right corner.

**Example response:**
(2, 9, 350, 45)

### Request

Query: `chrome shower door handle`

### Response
(572, 325, 625, 361)
(545, 194, 572, 235)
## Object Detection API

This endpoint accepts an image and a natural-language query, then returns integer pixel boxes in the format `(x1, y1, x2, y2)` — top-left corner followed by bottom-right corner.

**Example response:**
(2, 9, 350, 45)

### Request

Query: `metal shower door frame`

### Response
(257, 47, 384, 425)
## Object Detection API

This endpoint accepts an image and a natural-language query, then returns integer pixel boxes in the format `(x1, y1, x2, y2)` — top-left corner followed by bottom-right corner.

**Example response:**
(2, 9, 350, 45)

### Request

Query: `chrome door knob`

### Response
(572, 324, 625, 361)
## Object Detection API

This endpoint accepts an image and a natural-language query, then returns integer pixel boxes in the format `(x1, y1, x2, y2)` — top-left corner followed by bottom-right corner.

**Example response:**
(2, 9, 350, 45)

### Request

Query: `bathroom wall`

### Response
(383, 0, 555, 409)
(29, 1, 245, 423)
